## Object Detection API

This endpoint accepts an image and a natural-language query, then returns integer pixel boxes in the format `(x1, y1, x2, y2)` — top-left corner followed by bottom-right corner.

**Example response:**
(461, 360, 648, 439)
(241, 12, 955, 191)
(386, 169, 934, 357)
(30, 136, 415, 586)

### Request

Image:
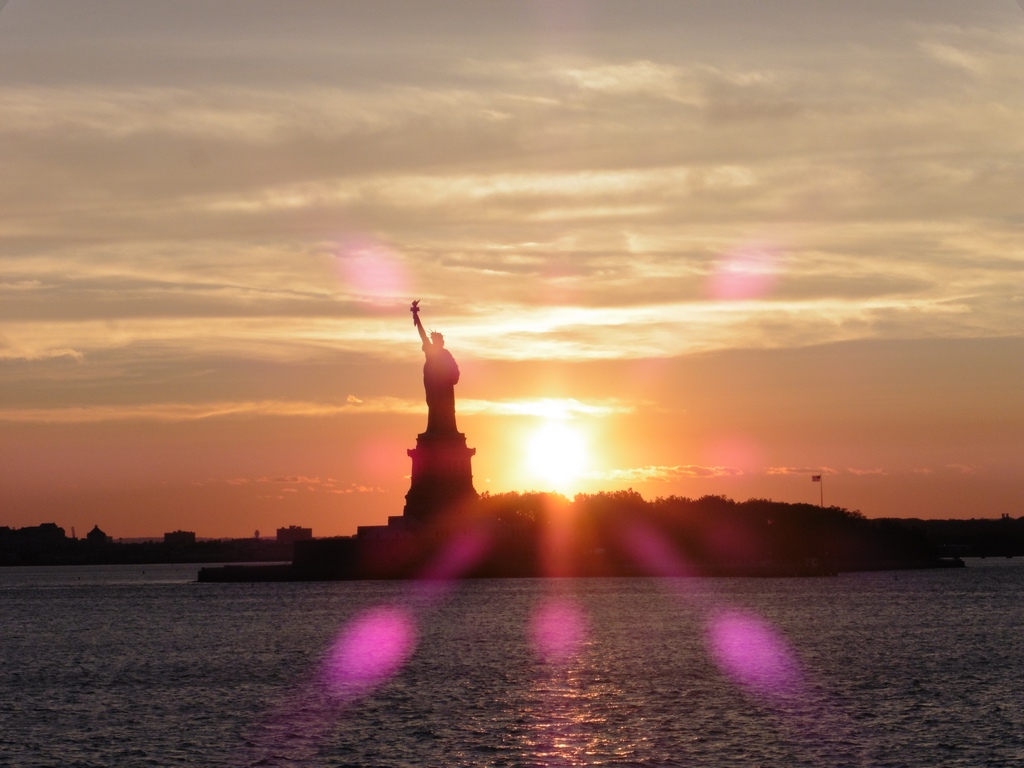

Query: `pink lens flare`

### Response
(355, 436, 409, 481)
(702, 433, 761, 473)
(324, 605, 417, 698)
(707, 244, 781, 301)
(335, 238, 408, 305)
(529, 595, 588, 663)
(706, 610, 801, 698)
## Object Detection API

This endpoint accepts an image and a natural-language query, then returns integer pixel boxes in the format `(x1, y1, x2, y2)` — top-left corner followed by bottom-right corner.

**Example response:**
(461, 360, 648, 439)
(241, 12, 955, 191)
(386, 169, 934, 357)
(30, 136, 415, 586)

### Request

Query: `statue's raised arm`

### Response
(411, 299, 429, 347)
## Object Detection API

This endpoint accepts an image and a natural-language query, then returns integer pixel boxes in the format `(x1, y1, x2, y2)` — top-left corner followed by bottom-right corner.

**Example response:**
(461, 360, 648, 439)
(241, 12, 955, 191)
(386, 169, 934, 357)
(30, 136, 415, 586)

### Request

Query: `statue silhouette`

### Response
(411, 300, 460, 435)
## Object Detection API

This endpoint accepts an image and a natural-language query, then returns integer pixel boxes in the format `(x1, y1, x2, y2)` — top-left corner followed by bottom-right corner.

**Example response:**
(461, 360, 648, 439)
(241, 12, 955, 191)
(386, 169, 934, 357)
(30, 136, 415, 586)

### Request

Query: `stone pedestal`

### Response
(403, 431, 477, 523)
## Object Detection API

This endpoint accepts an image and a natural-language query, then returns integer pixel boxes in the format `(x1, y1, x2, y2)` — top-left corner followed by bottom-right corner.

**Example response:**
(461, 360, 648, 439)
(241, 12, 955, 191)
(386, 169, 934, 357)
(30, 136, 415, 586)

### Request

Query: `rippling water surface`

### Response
(2, 561, 1023, 767)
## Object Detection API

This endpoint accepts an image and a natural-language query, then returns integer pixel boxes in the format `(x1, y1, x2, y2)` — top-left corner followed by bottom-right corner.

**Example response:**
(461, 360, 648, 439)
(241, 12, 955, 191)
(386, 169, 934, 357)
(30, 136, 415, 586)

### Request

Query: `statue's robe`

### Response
(422, 342, 460, 434)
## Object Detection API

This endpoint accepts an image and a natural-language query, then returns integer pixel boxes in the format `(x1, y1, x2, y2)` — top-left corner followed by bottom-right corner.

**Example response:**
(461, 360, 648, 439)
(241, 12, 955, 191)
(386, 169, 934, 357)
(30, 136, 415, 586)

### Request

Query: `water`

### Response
(2, 561, 1023, 767)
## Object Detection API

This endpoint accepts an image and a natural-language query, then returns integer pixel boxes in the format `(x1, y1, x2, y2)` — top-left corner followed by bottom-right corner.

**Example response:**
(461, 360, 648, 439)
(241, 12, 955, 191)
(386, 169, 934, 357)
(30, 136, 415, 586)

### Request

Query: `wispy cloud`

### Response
(593, 465, 744, 482)
(944, 463, 979, 475)
(3, 16, 1021, 373)
(0, 395, 631, 424)
(765, 466, 836, 477)
(0, 399, 409, 424)
(458, 397, 632, 418)
(919, 42, 987, 75)
(217, 476, 383, 494)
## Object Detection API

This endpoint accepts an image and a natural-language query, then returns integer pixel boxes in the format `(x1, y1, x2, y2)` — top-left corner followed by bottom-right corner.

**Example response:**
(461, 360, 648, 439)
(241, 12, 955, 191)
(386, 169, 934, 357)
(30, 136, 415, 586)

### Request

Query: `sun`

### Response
(524, 421, 589, 492)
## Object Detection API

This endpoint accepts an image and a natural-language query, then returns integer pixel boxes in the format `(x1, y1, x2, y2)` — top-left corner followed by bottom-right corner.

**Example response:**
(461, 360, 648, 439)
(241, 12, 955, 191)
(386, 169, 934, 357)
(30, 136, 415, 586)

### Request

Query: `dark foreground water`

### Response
(2, 560, 1023, 767)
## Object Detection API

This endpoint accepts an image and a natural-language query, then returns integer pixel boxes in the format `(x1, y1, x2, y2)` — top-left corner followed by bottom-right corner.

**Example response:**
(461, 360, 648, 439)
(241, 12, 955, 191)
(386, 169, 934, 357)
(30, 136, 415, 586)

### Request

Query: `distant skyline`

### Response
(1, 1, 1022, 537)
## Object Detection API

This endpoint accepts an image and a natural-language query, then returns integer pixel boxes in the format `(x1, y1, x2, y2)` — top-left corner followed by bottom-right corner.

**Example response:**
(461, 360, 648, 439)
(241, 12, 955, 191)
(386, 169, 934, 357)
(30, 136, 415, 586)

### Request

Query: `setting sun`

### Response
(524, 421, 589, 493)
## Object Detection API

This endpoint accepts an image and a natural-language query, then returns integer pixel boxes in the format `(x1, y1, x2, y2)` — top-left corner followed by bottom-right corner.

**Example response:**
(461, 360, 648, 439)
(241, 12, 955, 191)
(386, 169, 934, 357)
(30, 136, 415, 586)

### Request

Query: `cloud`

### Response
(0, 344, 84, 362)
(557, 60, 685, 95)
(765, 467, 836, 477)
(0, 394, 638, 424)
(945, 464, 979, 475)
(264, 475, 325, 485)
(216, 475, 382, 494)
(919, 42, 987, 75)
(1, 4, 1022, 435)
(593, 465, 744, 482)
(0, 392, 640, 424)
(0, 279, 1001, 376)
(330, 485, 385, 494)
(0, 280, 43, 291)
(701, 67, 803, 124)
(0, 398, 417, 424)
(458, 397, 631, 419)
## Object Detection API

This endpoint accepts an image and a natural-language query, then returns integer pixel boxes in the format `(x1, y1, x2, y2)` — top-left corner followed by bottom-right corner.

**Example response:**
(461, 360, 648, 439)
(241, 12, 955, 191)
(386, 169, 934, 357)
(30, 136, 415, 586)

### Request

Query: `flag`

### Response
(811, 475, 821, 482)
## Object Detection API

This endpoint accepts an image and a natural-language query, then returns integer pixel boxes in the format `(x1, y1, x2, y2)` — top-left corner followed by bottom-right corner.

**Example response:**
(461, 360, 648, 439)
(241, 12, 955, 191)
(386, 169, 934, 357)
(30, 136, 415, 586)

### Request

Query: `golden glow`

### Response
(524, 420, 589, 492)
(4, 4, 1022, 538)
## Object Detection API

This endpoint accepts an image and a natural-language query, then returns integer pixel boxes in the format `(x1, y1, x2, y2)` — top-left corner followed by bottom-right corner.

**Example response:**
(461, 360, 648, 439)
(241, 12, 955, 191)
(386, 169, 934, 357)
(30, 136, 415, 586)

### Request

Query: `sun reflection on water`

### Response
(530, 594, 588, 663)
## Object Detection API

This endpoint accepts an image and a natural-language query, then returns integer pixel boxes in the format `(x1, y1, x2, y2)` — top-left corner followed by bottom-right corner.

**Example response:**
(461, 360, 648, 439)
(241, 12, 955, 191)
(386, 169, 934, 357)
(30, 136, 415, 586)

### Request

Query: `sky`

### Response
(1, 1, 1022, 538)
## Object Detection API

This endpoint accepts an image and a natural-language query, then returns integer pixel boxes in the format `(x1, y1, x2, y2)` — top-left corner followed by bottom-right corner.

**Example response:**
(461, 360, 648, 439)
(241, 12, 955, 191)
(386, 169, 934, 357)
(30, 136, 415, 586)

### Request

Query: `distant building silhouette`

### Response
(164, 530, 197, 546)
(357, 516, 418, 541)
(0, 524, 69, 565)
(86, 525, 110, 545)
(276, 525, 313, 545)
(1, 522, 66, 546)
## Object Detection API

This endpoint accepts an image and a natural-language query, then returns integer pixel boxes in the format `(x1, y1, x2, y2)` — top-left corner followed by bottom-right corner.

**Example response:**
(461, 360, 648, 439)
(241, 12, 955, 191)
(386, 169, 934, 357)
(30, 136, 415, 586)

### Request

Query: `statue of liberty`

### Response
(410, 300, 460, 435)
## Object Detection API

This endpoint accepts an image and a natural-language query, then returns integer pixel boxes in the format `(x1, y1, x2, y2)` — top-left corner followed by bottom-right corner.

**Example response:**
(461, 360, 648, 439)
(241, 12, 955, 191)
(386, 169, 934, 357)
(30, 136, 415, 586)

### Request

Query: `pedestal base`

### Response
(403, 431, 477, 523)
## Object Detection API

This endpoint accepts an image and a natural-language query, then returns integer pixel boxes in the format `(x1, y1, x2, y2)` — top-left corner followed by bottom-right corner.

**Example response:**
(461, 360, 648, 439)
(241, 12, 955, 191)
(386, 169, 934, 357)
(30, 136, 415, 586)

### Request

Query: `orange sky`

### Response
(1, 1, 1022, 538)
